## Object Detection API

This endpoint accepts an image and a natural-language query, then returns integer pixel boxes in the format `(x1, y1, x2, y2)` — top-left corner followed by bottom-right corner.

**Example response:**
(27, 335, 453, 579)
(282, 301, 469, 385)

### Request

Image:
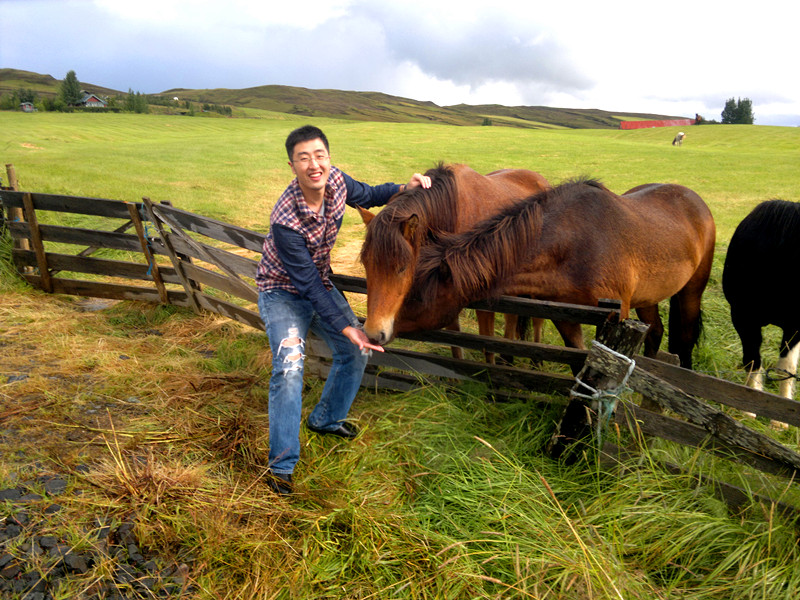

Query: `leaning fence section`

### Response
(4, 184, 800, 517)
(1, 190, 266, 331)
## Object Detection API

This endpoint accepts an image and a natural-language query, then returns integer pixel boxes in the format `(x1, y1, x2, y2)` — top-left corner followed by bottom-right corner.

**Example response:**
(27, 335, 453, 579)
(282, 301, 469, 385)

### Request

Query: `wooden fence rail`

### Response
(0, 189, 617, 395)
(4, 183, 800, 515)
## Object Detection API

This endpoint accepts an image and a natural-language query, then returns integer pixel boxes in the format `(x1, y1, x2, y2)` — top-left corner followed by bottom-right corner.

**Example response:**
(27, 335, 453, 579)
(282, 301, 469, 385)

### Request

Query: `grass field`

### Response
(3, 111, 799, 238)
(2, 112, 800, 599)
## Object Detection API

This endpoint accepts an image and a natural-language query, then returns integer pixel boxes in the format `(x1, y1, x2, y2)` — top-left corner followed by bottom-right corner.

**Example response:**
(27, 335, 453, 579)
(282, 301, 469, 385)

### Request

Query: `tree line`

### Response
(0, 70, 232, 117)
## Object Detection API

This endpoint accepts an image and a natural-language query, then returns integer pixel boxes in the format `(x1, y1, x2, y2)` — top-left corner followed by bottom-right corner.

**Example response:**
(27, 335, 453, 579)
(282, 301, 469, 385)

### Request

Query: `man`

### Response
(256, 125, 431, 495)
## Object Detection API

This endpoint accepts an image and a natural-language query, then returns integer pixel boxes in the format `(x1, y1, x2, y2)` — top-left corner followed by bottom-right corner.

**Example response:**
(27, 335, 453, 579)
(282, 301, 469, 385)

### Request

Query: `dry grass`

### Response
(4, 275, 800, 598)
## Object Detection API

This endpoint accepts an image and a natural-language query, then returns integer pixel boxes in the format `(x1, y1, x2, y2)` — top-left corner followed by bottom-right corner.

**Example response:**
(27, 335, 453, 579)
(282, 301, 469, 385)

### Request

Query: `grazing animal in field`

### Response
(358, 163, 550, 362)
(385, 178, 716, 370)
(722, 199, 800, 425)
(672, 132, 686, 146)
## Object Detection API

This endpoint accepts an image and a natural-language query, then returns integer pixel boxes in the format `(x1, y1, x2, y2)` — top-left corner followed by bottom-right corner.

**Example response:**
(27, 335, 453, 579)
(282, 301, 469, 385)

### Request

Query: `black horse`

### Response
(722, 199, 800, 424)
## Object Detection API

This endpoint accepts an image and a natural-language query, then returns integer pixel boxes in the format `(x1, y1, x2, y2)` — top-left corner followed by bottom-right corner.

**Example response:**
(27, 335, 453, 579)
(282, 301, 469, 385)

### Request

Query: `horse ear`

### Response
(402, 214, 419, 241)
(356, 205, 375, 225)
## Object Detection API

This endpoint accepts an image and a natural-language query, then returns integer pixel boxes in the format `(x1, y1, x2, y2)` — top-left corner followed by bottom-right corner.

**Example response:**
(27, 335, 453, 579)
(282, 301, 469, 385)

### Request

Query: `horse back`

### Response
(451, 164, 549, 229)
(621, 183, 716, 244)
(623, 183, 711, 215)
(485, 167, 550, 194)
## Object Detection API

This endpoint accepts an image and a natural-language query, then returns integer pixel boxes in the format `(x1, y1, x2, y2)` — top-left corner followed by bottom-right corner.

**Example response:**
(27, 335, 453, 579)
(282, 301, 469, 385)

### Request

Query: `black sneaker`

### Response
(267, 470, 293, 496)
(306, 421, 359, 439)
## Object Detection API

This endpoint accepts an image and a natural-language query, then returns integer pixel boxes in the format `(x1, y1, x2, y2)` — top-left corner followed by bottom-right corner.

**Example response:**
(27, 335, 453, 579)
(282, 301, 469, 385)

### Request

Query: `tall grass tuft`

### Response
(0, 215, 28, 293)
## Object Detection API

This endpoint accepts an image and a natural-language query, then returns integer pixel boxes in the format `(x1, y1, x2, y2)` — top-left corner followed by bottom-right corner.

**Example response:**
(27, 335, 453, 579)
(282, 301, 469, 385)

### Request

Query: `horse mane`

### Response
(411, 178, 606, 306)
(359, 163, 459, 272)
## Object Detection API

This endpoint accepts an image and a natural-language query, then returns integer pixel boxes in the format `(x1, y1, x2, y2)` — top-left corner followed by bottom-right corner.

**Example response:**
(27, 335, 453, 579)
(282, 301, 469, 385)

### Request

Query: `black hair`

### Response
(285, 125, 329, 160)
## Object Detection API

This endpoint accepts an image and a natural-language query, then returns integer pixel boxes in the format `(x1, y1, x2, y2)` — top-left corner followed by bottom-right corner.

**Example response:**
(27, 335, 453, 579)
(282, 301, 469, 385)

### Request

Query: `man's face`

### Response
(289, 138, 331, 195)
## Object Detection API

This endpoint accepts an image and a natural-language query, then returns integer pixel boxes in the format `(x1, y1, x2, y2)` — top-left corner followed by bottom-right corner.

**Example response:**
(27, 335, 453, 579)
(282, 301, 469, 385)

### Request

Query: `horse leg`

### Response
(634, 305, 667, 412)
(511, 315, 545, 368)
(497, 312, 517, 365)
(769, 330, 800, 429)
(553, 321, 585, 375)
(476, 309, 496, 364)
(635, 305, 664, 359)
(515, 315, 544, 343)
(777, 331, 800, 399)
(446, 316, 464, 360)
(530, 318, 544, 343)
(732, 313, 764, 420)
(553, 321, 584, 350)
(668, 287, 705, 370)
(667, 244, 713, 369)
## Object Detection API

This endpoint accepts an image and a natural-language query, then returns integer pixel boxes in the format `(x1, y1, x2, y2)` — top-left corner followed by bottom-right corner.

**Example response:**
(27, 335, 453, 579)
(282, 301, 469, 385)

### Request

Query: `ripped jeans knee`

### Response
(275, 326, 305, 375)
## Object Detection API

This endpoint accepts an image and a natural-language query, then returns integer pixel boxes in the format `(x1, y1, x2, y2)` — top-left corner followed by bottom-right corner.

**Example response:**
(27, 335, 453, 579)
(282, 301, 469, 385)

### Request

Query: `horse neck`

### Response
(428, 194, 546, 304)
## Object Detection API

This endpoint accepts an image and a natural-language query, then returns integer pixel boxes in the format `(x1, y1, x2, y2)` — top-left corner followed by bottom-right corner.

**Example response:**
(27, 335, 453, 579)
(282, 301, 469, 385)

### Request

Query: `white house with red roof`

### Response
(79, 92, 107, 108)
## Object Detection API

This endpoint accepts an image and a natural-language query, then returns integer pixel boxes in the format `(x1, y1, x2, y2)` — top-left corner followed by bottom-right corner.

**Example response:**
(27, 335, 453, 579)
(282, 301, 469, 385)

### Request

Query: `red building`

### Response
(620, 118, 696, 130)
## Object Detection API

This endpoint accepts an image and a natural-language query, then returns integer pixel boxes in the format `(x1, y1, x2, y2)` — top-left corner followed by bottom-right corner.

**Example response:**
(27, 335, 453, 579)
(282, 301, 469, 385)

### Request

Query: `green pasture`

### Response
(2, 112, 800, 599)
(2, 111, 798, 240)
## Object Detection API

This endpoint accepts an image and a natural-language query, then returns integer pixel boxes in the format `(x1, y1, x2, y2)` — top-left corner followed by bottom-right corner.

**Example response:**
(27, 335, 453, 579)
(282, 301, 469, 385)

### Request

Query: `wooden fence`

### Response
(3, 178, 800, 516)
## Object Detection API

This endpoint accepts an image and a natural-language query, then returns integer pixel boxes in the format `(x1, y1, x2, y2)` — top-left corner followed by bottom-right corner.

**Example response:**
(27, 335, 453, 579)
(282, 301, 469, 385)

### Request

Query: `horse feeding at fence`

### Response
(722, 199, 800, 419)
(378, 178, 716, 370)
(358, 162, 549, 362)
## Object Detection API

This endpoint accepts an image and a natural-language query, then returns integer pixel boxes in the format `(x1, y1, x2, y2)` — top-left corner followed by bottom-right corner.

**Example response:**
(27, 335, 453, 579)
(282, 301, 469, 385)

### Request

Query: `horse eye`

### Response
(396, 265, 407, 275)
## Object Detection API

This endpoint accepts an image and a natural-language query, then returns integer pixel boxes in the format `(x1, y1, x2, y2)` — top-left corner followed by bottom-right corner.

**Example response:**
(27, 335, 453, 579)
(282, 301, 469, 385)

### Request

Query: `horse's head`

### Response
(393, 250, 463, 335)
(359, 204, 423, 345)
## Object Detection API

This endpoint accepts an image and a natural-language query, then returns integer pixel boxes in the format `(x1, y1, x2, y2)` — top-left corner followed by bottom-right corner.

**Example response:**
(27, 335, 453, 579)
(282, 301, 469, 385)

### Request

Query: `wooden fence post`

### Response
(547, 316, 650, 463)
(127, 202, 169, 304)
(21, 192, 53, 293)
(142, 197, 202, 313)
(5, 164, 32, 271)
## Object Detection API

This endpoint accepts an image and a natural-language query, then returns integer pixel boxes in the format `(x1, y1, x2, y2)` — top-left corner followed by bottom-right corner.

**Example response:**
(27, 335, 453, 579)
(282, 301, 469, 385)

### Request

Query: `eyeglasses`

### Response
(292, 153, 330, 166)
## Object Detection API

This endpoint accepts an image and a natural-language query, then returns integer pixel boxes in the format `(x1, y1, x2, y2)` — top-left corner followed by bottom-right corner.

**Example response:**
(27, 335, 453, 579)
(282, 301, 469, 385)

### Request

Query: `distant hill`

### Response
(0, 68, 123, 99)
(1, 68, 688, 129)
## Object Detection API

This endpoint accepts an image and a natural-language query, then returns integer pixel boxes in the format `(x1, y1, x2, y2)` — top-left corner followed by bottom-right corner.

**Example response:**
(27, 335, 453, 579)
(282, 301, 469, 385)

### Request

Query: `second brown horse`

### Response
(378, 178, 716, 369)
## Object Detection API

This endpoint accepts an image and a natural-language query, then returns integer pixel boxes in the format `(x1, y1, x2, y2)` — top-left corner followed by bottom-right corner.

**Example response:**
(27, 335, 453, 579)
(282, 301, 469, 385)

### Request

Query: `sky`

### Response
(2, 0, 799, 126)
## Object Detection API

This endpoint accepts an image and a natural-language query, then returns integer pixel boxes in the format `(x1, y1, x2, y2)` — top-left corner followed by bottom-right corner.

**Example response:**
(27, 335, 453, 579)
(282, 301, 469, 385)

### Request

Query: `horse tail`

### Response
(668, 296, 704, 367)
(517, 315, 531, 341)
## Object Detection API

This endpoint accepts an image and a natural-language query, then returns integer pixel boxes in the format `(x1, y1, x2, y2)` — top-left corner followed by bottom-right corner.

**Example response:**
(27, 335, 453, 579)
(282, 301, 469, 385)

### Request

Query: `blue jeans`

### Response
(258, 288, 369, 475)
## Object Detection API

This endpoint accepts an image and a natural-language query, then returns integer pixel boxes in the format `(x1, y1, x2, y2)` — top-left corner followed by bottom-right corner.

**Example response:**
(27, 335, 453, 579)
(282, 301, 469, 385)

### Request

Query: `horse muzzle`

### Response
(364, 318, 395, 347)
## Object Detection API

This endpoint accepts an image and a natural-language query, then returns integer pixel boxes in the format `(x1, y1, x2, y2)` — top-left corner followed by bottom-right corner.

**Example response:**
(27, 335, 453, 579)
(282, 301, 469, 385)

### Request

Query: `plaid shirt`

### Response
(256, 167, 347, 292)
(256, 167, 400, 332)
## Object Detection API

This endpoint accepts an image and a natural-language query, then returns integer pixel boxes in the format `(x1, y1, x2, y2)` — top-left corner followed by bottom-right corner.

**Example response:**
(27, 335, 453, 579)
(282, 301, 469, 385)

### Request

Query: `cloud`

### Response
(2, 0, 799, 124)
(362, 6, 591, 91)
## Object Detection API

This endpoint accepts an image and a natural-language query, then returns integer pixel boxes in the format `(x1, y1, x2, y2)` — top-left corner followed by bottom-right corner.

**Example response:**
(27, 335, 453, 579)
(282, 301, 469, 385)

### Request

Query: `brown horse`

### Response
(388, 178, 716, 369)
(358, 163, 549, 361)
